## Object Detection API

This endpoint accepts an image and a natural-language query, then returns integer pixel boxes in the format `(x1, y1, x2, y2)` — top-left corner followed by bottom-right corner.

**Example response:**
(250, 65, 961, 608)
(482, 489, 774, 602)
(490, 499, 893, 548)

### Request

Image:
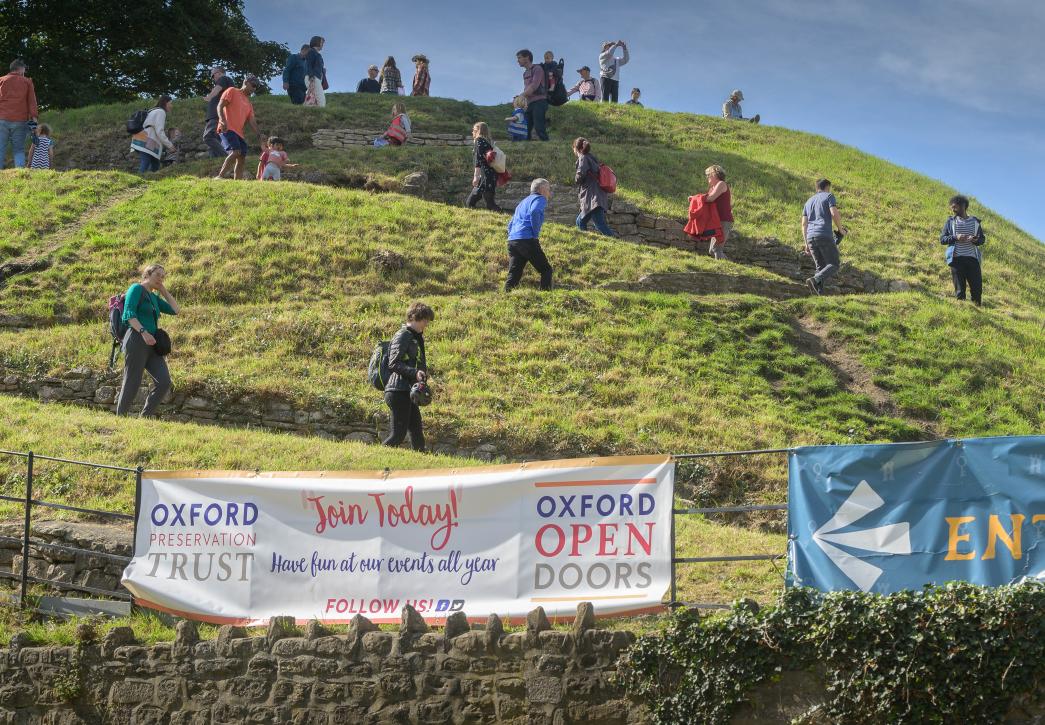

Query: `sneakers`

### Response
(806, 277, 823, 295)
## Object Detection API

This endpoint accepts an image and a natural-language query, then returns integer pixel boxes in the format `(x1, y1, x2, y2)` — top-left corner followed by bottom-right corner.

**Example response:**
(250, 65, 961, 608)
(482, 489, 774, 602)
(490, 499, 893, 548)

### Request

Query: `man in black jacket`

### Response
(383, 302, 433, 451)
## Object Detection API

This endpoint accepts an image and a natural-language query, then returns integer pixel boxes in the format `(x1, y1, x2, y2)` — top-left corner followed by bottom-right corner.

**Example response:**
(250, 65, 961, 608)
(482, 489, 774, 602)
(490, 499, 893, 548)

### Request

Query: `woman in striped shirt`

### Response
(940, 194, 986, 306)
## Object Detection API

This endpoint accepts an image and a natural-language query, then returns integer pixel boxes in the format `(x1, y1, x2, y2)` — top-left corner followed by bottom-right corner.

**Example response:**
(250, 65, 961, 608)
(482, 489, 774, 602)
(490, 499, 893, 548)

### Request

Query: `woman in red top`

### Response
(705, 165, 733, 260)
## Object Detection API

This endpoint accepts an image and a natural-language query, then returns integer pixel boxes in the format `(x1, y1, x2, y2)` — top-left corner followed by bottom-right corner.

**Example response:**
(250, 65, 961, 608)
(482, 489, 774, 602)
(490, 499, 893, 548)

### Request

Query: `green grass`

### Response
(40, 92, 1045, 310)
(0, 170, 141, 258)
(0, 175, 784, 321)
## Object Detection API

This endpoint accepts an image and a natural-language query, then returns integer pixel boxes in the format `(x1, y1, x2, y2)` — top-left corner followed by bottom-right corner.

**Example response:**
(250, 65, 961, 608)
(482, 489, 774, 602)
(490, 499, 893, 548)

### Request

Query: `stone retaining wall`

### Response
(0, 520, 130, 596)
(0, 603, 646, 724)
(0, 369, 531, 462)
(312, 128, 472, 149)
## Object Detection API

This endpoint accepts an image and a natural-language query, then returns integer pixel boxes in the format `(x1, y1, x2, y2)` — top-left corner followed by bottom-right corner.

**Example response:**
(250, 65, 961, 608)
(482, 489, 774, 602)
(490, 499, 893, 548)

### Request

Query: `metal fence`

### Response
(0, 449, 140, 617)
(0, 447, 792, 618)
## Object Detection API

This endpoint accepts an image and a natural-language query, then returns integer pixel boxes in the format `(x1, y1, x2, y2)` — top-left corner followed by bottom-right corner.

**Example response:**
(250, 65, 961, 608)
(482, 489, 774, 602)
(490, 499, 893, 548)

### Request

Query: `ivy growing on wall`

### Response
(619, 583, 1044, 724)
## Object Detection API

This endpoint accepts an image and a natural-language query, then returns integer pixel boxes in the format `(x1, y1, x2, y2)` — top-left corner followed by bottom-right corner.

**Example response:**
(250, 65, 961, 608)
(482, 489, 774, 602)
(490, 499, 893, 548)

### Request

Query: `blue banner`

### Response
(787, 437, 1045, 593)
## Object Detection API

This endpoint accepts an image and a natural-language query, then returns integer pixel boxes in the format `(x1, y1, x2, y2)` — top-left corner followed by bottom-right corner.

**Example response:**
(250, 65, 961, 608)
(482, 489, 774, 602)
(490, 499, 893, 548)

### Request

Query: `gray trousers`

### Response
(116, 330, 171, 417)
(203, 118, 224, 158)
(809, 238, 840, 284)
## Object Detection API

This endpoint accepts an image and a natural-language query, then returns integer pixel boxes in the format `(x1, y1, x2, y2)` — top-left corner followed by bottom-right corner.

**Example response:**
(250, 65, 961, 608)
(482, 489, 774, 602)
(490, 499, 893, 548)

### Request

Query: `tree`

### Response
(0, 0, 287, 109)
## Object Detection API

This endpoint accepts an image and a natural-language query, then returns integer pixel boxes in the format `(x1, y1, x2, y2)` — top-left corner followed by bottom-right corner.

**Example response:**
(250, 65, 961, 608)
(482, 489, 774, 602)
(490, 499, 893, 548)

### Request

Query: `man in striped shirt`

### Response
(940, 195, 986, 306)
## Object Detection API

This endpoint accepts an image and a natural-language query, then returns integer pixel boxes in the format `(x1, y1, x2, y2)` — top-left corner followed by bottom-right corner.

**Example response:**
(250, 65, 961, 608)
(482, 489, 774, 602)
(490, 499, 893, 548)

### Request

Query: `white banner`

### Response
(122, 455, 674, 625)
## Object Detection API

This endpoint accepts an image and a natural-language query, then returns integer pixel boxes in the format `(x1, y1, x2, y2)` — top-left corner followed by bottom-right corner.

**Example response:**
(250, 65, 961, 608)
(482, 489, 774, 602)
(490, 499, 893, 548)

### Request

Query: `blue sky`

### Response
(245, 0, 1044, 242)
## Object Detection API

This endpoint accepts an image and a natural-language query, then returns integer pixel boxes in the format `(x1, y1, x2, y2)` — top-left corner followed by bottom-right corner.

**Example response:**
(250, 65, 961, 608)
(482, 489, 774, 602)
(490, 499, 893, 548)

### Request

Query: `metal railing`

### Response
(0, 449, 140, 615)
(0, 446, 793, 617)
(668, 448, 792, 609)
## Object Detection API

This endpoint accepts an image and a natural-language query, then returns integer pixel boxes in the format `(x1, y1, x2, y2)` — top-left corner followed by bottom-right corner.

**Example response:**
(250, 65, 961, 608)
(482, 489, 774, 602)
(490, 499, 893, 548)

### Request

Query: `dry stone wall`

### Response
(0, 521, 130, 596)
(0, 603, 647, 725)
(312, 129, 473, 149)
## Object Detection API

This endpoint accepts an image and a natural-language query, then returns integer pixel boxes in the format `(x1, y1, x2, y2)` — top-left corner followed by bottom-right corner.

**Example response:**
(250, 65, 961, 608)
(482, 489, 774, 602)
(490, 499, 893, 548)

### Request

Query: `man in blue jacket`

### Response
(506, 178, 553, 291)
(282, 45, 309, 104)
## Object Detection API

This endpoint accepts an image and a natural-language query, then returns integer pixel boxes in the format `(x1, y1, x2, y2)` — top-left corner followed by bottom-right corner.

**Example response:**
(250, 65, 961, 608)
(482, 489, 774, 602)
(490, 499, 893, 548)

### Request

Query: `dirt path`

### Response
(791, 315, 940, 438)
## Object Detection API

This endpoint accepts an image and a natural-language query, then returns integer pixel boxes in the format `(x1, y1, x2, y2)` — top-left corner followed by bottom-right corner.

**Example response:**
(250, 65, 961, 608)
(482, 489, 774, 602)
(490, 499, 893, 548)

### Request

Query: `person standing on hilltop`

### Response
(304, 36, 327, 107)
(411, 54, 431, 96)
(203, 67, 235, 158)
(566, 67, 601, 102)
(505, 178, 554, 291)
(940, 195, 986, 306)
(598, 40, 629, 103)
(356, 65, 381, 93)
(722, 89, 759, 124)
(802, 178, 847, 295)
(282, 45, 309, 105)
(0, 58, 38, 168)
(379, 57, 404, 95)
(625, 88, 643, 106)
(216, 75, 263, 179)
(517, 50, 548, 141)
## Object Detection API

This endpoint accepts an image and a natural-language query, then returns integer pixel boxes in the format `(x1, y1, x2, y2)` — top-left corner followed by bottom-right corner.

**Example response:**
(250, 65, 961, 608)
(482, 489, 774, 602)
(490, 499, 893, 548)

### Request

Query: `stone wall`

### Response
(312, 128, 473, 149)
(0, 521, 131, 597)
(0, 603, 647, 724)
(0, 369, 528, 462)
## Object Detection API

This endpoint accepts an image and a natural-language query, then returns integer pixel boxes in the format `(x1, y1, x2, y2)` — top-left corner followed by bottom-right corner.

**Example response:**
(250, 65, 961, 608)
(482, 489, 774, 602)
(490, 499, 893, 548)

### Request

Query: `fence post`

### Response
(19, 452, 33, 607)
(669, 505, 677, 608)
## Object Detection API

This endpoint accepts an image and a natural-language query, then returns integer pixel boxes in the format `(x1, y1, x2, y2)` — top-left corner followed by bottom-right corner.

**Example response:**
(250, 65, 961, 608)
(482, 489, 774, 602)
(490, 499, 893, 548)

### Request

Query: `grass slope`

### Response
(42, 93, 1045, 310)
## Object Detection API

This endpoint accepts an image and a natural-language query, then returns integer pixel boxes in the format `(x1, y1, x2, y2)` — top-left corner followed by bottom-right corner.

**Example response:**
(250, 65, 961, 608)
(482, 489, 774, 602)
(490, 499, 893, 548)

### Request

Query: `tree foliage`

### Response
(619, 583, 1045, 724)
(0, 0, 286, 109)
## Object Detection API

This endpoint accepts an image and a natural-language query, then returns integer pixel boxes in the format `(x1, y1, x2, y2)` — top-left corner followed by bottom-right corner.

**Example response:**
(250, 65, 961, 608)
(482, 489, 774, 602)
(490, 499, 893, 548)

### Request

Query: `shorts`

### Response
(220, 131, 248, 156)
(262, 162, 281, 180)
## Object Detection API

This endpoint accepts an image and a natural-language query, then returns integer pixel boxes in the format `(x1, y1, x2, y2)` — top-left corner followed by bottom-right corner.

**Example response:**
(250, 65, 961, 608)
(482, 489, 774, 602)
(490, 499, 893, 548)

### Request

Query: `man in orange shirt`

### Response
(0, 59, 39, 168)
(216, 74, 264, 180)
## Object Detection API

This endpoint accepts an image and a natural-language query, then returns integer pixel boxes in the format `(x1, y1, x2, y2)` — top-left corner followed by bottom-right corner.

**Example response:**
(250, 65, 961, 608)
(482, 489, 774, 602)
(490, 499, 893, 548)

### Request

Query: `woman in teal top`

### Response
(116, 264, 181, 417)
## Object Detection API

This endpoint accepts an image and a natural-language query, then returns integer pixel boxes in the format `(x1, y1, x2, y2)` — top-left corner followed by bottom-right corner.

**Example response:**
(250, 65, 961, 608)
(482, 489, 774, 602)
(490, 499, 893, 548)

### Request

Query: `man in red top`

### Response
(0, 59, 39, 168)
(215, 74, 264, 180)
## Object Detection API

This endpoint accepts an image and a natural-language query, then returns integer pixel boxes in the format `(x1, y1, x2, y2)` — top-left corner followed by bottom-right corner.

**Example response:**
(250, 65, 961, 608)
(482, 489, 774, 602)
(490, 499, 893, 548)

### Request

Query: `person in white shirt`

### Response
(598, 40, 630, 103)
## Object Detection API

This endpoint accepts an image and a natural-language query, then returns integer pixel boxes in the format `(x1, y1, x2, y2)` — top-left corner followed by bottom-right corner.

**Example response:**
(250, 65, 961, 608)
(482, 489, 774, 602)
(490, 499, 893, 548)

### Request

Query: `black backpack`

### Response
(107, 294, 129, 369)
(367, 341, 391, 391)
(126, 109, 149, 135)
(547, 60, 568, 107)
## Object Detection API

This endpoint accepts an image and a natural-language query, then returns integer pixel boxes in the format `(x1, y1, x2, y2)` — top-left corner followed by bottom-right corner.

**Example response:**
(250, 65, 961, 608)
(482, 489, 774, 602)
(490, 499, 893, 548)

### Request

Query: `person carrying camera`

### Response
(383, 302, 434, 451)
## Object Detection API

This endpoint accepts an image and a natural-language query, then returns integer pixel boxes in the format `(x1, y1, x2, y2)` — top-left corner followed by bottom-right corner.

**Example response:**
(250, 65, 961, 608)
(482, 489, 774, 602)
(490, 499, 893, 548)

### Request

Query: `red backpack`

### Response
(598, 163, 617, 193)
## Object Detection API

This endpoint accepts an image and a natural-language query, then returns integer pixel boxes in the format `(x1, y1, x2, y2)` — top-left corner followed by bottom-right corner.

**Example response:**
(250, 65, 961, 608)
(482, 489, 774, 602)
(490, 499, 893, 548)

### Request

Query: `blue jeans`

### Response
(576, 207, 616, 236)
(137, 151, 160, 173)
(0, 119, 29, 168)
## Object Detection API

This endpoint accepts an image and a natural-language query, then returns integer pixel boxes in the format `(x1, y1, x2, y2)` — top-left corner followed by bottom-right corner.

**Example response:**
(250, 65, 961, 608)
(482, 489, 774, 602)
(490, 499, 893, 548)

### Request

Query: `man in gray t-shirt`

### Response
(801, 178, 847, 294)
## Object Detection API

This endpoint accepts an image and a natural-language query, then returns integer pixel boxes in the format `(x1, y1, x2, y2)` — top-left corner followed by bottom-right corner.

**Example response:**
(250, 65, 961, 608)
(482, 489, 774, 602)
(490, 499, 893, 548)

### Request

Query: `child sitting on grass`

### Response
(506, 96, 528, 141)
(257, 136, 298, 180)
(374, 102, 411, 147)
(28, 123, 55, 170)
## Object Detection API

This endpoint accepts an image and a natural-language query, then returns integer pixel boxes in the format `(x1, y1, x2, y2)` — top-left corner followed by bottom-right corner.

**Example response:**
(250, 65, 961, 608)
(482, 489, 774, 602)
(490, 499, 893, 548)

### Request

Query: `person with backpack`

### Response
(566, 67, 601, 102)
(506, 179, 554, 291)
(516, 50, 548, 141)
(383, 302, 434, 451)
(598, 40, 630, 103)
(129, 96, 177, 174)
(0, 59, 38, 169)
(542, 51, 567, 109)
(115, 264, 180, 417)
(940, 194, 986, 306)
(573, 138, 616, 237)
(466, 122, 503, 212)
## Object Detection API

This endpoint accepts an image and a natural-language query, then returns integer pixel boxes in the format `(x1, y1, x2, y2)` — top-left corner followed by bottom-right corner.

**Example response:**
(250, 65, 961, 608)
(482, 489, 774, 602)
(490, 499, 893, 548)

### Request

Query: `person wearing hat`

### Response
(215, 75, 263, 180)
(598, 40, 629, 103)
(202, 67, 234, 157)
(722, 90, 760, 123)
(356, 65, 381, 93)
(282, 45, 310, 105)
(566, 67, 601, 102)
(411, 54, 430, 96)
